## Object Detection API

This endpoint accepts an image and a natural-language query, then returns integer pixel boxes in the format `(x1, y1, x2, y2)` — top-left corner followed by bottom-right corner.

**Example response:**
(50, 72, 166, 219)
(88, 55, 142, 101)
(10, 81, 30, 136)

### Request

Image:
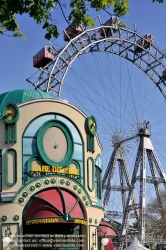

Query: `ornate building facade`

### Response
(0, 89, 108, 250)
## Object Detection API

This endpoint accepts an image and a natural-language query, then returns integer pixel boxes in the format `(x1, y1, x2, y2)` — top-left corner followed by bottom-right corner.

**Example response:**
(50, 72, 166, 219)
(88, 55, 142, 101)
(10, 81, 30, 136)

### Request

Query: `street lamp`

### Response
(2, 226, 12, 249)
(2, 236, 11, 248)
(93, 227, 109, 247)
(101, 235, 109, 246)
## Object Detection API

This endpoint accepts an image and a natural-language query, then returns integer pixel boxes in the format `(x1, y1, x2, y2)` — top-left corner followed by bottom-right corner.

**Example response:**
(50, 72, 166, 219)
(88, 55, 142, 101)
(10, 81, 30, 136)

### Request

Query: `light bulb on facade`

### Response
(101, 237, 109, 246)
(2, 236, 11, 248)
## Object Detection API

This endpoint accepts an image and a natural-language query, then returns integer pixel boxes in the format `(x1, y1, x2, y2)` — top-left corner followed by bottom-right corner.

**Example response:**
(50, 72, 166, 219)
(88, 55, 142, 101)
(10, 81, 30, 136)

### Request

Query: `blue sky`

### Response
(1, 0, 166, 216)
(1, 0, 166, 94)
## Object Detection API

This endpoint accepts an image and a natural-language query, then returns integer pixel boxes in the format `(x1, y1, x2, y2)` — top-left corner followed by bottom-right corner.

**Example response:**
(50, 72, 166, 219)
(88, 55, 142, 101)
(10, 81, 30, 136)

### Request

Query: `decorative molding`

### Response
(94, 219, 98, 224)
(44, 179, 50, 185)
(1, 191, 16, 201)
(2, 103, 20, 124)
(13, 215, 19, 221)
(90, 196, 98, 205)
(1, 215, 7, 222)
(85, 115, 97, 136)
(22, 192, 28, 198)
(89, 218, 92, 223)
(13, 175, 92, 209)
(37, 119, 74, 167)
(5, 148, 17, 186)
(87, 157, 95, 192)
(85, 115, 97, 152)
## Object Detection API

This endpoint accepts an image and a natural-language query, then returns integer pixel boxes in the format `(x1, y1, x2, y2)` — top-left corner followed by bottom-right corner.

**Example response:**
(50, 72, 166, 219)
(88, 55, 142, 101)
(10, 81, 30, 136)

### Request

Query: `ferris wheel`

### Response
(27, 17, 166, 249)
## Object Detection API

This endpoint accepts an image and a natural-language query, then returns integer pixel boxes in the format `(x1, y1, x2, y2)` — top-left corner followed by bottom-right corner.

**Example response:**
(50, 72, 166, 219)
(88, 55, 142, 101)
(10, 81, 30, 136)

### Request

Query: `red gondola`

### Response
(135, 34, 154, 53)
(33, 46, 54, 68)
(63, 24, 85, 42)
(100, 16, 119, 37)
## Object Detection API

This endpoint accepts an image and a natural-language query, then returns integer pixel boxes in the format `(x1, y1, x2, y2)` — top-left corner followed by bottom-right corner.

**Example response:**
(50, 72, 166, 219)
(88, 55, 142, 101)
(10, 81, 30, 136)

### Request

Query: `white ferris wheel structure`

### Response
(27, 17, 166, 249)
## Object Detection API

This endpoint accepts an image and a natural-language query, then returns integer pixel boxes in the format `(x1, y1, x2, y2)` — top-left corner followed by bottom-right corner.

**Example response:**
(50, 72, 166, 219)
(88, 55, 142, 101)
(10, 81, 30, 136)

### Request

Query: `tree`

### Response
(0, 0, 130, 40)
(145, 190, 166, 249)
(0, 0, 164, 40)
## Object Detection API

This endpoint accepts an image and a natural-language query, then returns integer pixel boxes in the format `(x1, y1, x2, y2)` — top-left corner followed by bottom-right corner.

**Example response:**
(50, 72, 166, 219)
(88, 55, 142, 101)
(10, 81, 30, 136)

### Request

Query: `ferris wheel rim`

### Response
(27, 24, 166, 99)
(26, 23, 166, 246)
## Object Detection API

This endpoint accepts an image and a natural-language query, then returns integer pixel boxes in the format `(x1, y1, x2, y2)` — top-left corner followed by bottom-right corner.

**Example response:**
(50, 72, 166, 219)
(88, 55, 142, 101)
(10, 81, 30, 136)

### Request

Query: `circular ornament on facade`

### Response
(60, 179, 64, 185)
(22, 192, 28, 198)
(66, 181, 70, 186)
(85, 201, 89, 206)
(77, 189, 81, 194)
(94, 219, 98, 224)
(73, 185, 77, 190)
(82, 196, 86, 201)
(35, 182, 41, 188)
(13, 215, 19, 221)
(2, 103, 20, 124)
(89, 218, 92, 223)
(44, 180, 49, 185)
(51, 179, 56, 184)
(18, 198, 24, 203)
(37, 120, 74, 167)
(85, 115, 97, 135)
(29, 186, 35, 192)
(1, 216, 7, 222)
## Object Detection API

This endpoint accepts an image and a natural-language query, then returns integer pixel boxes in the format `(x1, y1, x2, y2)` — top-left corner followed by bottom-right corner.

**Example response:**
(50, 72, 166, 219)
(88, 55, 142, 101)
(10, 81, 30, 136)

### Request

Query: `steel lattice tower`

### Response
(102, 122, 166, 249)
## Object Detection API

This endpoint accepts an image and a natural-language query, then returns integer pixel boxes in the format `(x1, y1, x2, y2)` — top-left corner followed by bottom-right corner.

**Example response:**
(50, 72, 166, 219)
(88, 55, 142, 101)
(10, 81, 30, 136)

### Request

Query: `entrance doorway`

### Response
(23, 222, 82, 250)
(22, 187, 87, 250)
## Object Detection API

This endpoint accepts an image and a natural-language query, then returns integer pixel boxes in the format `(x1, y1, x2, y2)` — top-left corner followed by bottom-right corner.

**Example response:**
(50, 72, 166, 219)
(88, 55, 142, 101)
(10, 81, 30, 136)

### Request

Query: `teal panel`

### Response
(95, 166, 101, 199)
(0, 89, 55, 113)
(24, 114, 55, 136)
(2, 90, 24, 108)
(23, 156, 31, 184)
(95, 154, 102, 170)
(0, 92, 8, 106)
(5, 149, 17, 186)
(87, 157, 95, 192)
(5, 124, 8, 144)
(73, 144, 83, 161)
(78, 161, 83, 185)
(22, 89, 54, 103)
(23, 138, 38, 155)
(0, 92, 8, 115)
(56, 115, 82, 144)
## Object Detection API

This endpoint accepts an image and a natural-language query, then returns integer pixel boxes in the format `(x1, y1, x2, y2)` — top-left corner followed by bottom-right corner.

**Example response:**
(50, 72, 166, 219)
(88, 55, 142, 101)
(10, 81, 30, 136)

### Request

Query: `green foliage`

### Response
(118, 21, 126, 28)
(0, 0, 130, 39)
(0, 0, 164, 40)
(113, 0, 129, 16)
(130, 221, 138, 228)
(146, 190, 166, 242)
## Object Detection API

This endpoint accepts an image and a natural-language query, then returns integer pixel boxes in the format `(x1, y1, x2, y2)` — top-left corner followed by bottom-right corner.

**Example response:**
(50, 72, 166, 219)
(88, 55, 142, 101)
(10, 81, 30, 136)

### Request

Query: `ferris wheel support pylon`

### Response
(102, 135, 140, 237)
(102, 141, 139, 216)
(118, 123, 166, 249)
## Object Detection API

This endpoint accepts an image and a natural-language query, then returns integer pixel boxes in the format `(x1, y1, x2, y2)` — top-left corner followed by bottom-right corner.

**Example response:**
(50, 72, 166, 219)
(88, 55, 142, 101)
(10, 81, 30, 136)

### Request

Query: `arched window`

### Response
(95, 155, 102, 199)
(95, 166, 101, 199)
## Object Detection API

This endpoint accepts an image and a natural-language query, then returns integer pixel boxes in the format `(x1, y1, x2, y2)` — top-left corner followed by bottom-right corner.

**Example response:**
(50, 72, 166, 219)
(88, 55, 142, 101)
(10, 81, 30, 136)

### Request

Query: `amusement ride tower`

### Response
(27, 17, 166, 248)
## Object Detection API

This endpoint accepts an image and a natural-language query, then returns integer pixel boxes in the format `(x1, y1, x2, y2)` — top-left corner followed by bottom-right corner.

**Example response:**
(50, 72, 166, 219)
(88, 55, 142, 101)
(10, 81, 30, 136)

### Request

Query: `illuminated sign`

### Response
(30, 165, 79, 176)
(26, 218, 58, 225)
(25, 218, 87, 226)
(74, 219, 87, 225)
